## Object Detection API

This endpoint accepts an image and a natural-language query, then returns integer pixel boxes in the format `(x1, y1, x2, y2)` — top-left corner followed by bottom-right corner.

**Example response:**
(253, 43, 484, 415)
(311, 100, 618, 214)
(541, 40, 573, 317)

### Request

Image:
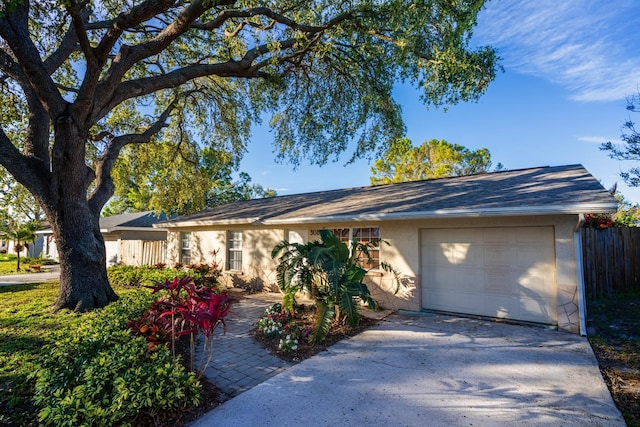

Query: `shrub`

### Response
(33, 291, 201, 426)
(107, 265, 190, 287)
(128, 276, 234, 378)
(107, 264, 222, 289)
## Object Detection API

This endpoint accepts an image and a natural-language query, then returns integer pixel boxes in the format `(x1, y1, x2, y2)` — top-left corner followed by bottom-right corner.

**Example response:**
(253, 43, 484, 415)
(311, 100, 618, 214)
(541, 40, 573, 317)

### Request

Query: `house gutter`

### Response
(261, 203, 618, 225)
(574, 213, 588, 336)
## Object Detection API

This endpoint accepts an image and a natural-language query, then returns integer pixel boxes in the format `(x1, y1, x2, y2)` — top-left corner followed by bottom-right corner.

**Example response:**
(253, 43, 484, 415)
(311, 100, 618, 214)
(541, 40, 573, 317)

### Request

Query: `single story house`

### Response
(38, 211, 167, 266)
(156, 164, 618, 335)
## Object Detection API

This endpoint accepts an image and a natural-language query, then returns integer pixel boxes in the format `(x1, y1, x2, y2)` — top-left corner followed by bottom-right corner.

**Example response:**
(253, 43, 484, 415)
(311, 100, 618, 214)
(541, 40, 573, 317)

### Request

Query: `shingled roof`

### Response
(100, 211, 167, 232)
(159, 164, 618, 227)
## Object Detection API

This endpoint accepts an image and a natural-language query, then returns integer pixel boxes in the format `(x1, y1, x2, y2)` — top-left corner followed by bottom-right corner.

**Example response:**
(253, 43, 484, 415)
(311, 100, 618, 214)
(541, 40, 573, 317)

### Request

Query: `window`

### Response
(228, 231, 243, 270)
(180, 232, 191, 265)
(309, 228, 349, 243)
(353, 227, 380, 269)
(330, 228, 350, 244)
(310, 227, 381, 269)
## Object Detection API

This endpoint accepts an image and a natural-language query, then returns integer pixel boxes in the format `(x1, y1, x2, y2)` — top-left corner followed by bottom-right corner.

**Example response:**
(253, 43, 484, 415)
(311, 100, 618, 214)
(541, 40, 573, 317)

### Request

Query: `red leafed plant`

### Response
(128, 276, 234, 378)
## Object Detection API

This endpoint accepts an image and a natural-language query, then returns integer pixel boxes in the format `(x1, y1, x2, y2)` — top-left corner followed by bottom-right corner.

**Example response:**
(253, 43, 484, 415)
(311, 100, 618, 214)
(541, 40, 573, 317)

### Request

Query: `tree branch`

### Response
(0, 127, 48, 202)
(65, 1, 95, 66)
(94, 0, 211, 113)
(91, 56, 266, 122)
(0, 49, 51, 167)
(88, 96, 180, 215)
(0, 2, 66, 118)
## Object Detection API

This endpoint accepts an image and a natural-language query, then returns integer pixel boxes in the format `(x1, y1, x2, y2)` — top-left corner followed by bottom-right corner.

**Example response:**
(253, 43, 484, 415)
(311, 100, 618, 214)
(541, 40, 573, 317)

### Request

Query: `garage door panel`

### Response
(453, 268, 482, 292)
(516, 227, 548, 243)
(421, 227, 558, 324)
(484, 294, 516, 319)
(516, 246, 551, 267)
(483, 246, 515, 267)
(423, 268, 484, 296)
(519, 274, 555, 298)
(485, 269, 514, 293)
(422, 245, 452, 267)
(483, 227, 515, 243)
(426, 290, 478, 313)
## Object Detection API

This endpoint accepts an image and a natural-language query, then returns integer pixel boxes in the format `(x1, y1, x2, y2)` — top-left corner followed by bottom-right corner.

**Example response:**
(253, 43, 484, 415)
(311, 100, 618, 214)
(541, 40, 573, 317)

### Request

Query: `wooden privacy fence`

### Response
(581, 227, 640, 298)
(121, 240, 166, 266)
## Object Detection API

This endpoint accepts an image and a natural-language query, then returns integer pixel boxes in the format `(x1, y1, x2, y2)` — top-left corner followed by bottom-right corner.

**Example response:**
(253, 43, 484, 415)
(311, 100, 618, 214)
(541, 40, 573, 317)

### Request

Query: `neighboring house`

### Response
(156, 164, 618, 335)
(38, 211, 167, 266)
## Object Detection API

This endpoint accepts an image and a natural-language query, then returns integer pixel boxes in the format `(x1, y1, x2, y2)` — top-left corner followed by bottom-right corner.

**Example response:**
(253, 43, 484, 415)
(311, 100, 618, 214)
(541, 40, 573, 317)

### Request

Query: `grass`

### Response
(0, 254, 19, 274)
(0, 254, 56, 275)
(588, 293, 640, 427)
(0, 282, 147, 426)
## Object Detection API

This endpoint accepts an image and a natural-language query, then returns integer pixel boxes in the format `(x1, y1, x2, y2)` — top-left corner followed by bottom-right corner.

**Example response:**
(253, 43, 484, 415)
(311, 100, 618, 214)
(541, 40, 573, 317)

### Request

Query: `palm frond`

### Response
(311, 300, 335, 345)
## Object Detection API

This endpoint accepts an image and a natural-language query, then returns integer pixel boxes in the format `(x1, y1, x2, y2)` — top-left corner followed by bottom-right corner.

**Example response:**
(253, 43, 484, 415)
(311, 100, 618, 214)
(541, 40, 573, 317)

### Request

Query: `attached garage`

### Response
(421, 226, 557, 324)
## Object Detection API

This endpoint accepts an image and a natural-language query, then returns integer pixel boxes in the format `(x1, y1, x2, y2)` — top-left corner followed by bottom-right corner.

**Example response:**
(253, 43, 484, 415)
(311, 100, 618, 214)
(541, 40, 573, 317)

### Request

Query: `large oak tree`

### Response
(0, 0, 499, 311)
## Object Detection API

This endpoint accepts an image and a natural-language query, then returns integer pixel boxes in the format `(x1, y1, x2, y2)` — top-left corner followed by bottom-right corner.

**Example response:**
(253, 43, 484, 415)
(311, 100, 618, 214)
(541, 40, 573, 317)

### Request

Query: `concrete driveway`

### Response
(193, 312, 624, 427)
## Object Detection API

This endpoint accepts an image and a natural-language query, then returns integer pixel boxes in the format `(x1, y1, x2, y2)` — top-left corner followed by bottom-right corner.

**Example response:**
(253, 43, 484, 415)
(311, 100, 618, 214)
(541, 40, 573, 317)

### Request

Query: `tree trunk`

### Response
(50, 205, 119, 312)
(47, 114, 119, 312)
(15, 245, 22, 271)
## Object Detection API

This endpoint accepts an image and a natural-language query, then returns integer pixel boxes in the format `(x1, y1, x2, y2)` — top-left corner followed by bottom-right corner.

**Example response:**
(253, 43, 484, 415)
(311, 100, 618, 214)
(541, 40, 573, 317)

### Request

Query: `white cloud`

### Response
(476, 0, 640, 102)
(578, 136, 616, 144)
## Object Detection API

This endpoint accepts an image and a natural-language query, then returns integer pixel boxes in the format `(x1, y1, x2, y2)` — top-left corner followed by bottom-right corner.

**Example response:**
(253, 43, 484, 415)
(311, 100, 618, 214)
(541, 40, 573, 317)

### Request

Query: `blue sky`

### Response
(239, 0, 640, 204)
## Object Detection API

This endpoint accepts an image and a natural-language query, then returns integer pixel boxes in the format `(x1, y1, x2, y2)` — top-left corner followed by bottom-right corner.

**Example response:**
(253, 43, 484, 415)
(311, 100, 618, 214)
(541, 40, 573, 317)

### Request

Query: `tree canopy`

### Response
(601, 92, 640, 187)
(0, 0, 499, 311)
(0, 167, 45, 223)
(370, 137, 495, 185)
(104, 144, 276, 216)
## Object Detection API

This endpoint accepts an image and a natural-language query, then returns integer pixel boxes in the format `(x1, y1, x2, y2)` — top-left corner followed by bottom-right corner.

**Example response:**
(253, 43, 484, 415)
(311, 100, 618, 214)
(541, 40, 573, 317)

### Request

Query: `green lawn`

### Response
(0, 282, 149, 426)
(0, 254, 19, 275)
(0, 254, 55, 275)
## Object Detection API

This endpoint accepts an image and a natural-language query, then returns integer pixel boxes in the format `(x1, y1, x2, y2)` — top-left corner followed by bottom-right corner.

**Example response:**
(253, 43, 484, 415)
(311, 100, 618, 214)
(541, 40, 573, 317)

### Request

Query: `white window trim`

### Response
(227, 231, 243, 271)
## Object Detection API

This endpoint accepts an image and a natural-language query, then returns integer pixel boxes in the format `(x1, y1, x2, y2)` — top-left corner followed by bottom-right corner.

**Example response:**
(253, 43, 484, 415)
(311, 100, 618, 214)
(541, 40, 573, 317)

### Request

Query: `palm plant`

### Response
(272, 229, 399, 344)
(5, 221, 38, 271)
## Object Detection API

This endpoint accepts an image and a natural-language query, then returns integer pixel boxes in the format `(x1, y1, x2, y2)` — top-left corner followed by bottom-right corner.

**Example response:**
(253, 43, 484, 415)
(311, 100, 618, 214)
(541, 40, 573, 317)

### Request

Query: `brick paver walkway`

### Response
(199, 293, 295, 402)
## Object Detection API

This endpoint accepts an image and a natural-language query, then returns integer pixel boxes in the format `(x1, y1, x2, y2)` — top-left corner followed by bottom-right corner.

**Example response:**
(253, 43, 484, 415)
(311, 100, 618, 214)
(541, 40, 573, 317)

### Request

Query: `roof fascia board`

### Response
(262, 203, 619, 225)
(154, 218, 260, 228)
(102, 226, 167, 233)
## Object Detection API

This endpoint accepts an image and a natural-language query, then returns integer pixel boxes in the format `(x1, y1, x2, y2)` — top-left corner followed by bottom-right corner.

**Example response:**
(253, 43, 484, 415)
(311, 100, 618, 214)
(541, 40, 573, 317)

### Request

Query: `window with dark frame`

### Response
(228, 231, 243, 271)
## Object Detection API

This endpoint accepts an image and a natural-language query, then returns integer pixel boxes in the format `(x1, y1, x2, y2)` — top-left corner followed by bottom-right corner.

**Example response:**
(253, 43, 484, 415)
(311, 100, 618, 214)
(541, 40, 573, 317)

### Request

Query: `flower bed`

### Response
(254, 303, 378, 362)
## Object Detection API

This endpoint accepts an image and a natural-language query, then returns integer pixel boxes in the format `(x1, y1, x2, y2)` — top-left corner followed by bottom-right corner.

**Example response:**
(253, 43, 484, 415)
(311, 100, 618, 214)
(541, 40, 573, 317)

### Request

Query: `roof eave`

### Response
(101, 226, 167, 234)
(261, 203, 619, 225)
(154, 218, 260, 228)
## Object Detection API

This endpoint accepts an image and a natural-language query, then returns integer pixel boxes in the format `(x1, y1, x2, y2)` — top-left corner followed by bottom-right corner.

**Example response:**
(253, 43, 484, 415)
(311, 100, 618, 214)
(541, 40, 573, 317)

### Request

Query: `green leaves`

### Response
(33, 292, 201, 426)
(272, 229, 388, 343)
(371, 137, 494, 184)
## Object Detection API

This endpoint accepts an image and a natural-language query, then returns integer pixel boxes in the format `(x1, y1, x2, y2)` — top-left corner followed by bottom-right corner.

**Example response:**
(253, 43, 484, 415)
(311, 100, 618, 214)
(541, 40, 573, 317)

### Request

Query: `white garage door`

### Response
(421, 227, 557, 324)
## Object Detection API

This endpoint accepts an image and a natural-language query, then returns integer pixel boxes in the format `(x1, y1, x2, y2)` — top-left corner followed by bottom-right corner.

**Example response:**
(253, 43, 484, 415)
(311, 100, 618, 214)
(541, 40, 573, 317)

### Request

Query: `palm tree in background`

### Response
(4, 221, 38, 271)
